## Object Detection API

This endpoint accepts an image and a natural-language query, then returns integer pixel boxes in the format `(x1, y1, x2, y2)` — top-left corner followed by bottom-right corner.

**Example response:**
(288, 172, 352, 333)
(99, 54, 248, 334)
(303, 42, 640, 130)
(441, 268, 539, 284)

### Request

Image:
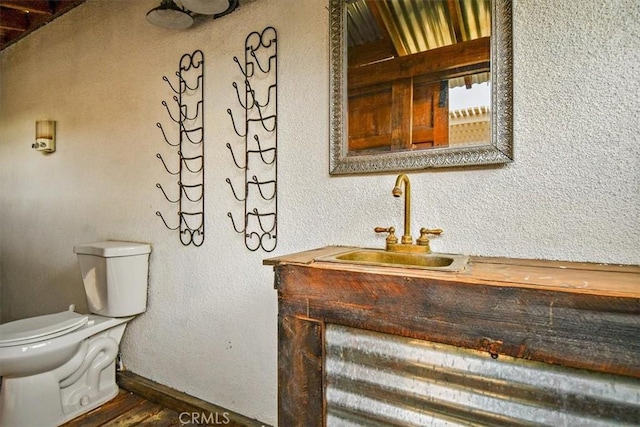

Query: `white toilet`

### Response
(0, 241, 151, 427)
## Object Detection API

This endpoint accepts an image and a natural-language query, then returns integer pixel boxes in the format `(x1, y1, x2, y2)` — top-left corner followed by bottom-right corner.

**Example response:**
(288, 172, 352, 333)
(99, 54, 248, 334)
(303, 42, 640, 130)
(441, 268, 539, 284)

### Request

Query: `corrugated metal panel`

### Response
(377, 0, 455, 53)
(325, 324, 640, 426)
(347, 0, 383, 46)
(457, 0, 492, 41)
(346, 0, 491, 54)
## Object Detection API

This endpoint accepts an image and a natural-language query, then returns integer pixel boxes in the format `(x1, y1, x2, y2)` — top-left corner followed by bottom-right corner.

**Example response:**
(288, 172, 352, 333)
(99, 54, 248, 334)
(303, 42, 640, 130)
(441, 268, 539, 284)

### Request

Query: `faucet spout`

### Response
(393, 174, 412, 244)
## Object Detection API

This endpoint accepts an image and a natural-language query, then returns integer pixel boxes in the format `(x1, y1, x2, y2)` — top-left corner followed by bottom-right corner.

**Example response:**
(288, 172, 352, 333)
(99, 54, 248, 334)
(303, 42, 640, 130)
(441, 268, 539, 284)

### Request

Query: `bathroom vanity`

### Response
(265, 246, 640, 426)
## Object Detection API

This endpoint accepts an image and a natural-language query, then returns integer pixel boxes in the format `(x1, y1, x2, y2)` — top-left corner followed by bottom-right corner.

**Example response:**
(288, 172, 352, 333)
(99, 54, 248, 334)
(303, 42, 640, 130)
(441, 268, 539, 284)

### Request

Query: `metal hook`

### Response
(156, 153, 180, 175)
(162, 75, 182, 95)
(248, 208, 276, 234)
(247, 104, 276, 132)
(156, 211, 180, 230)
(175, 95, 201, 122)
(227, 109, 247, 137)
(250, 51, 276, 74)
(225, 178, 246, 202)
(226, 143, 246, 169)
(162, 100, 182, 124)
(233, 56, 254, 78)
(156, 183, 179, 203)
(245, 100, 276, 132)
(248, 176, 276, 201)
(227, 212, 245, 234)
(156, 123, 180, 147)
(180, 99, 203, 121)
(232, 81, 255, 110)
(248, 135, 276, 165)
(254, 84, 276, 109)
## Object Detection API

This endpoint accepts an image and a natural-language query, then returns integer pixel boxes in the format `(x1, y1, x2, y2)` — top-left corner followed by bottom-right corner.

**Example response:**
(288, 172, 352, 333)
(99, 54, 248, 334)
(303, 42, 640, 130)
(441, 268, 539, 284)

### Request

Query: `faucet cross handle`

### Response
(374, 226, 398, 245)
(417, 228, 443, 246)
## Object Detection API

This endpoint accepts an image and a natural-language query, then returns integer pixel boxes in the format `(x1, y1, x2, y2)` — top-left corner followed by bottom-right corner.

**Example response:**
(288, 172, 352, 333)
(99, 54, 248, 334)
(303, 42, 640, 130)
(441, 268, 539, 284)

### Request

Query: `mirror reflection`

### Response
(347, 0, 491, 154)
(329, 0, 513, 175)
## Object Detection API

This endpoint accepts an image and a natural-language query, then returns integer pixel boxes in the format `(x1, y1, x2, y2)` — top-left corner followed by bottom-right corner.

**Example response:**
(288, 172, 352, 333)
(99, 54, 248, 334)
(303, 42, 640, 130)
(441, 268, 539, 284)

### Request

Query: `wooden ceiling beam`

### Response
(0, 6, 30, 31)
(0, 28, 23, 43)
(349, 36, 490, 90)
(0, 0, 53, 15)
(0, 0, 86, 50)
(349, 39, 395, 68)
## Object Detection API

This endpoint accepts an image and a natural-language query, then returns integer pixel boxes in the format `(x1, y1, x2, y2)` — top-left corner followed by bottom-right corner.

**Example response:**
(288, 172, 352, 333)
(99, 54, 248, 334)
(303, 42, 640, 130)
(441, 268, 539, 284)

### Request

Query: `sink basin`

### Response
(316, 249, 469, 272)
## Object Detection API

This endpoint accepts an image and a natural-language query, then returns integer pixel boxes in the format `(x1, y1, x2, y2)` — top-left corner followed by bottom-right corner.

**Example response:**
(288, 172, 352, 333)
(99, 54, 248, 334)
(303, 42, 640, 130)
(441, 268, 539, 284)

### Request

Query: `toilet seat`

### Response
(0, 311, 89, 347)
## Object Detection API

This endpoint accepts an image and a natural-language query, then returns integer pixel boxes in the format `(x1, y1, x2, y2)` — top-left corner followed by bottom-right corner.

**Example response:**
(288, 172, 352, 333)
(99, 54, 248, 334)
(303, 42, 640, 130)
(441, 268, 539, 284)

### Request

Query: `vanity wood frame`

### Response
(265, 246, 640, 426)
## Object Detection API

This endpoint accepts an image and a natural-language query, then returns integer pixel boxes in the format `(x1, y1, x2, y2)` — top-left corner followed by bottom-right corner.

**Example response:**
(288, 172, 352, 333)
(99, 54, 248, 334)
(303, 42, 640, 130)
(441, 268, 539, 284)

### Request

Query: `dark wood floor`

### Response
(62, 390, 188, 427)
(15, 370, 269, 427)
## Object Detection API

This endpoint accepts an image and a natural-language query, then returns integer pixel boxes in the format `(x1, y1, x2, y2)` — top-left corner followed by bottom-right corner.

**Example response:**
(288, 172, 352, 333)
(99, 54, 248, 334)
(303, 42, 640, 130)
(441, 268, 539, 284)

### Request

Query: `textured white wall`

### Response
(0, 0, 638, 424)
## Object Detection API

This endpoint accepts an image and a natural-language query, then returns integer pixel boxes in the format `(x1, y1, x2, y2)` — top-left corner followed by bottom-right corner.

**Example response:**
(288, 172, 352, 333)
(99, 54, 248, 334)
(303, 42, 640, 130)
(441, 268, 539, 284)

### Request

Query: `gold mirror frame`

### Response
(329, 0, 513, 175)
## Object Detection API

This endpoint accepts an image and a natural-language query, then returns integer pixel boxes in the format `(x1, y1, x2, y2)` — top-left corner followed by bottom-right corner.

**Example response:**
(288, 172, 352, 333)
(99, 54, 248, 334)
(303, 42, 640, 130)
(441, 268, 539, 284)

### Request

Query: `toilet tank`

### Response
(73, 241, 151, 317)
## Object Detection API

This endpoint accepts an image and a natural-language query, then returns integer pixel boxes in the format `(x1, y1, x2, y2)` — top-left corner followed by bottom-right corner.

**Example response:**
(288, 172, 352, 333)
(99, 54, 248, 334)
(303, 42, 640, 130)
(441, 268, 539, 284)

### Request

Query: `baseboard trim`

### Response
(116, 370, 270, 427)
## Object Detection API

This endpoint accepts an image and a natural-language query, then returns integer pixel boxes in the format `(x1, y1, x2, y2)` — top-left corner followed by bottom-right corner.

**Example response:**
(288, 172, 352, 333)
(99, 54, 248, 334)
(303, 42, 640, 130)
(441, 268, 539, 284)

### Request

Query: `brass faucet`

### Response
(375, 174, 443, 253)
(392, 174, 413, 244)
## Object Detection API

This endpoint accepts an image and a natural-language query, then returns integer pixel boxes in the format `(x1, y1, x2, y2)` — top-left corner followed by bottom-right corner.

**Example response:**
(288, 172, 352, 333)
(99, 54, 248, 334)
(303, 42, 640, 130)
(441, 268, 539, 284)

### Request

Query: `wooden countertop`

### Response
(270, 246, 640, 380)
(265, 246, 640, 299)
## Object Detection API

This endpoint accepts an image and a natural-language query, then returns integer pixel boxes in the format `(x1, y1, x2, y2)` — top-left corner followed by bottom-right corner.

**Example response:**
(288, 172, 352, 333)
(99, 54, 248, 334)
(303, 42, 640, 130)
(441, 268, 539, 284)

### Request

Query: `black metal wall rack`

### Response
(156, 50, 205, 246)
(226, 27, 278, 252)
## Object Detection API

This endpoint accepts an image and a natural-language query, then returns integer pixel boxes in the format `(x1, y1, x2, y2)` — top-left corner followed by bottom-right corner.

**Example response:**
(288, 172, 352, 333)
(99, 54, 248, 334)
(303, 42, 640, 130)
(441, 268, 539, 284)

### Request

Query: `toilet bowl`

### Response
(0, 241, 151, 427)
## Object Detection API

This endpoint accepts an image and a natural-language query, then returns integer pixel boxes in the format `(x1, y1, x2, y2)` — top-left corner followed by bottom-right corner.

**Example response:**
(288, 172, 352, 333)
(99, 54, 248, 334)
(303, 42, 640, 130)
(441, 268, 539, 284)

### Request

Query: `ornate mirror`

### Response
(329, 0, 513, 175)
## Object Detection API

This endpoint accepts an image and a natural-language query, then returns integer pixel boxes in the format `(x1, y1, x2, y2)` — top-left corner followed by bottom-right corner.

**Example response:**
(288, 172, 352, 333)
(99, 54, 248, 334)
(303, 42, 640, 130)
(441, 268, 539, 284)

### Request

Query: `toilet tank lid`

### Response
(74, 241, 151, 257)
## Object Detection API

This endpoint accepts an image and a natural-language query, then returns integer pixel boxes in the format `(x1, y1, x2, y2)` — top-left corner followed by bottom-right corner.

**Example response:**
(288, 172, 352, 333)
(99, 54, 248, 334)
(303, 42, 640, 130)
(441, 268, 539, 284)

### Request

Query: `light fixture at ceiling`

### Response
(180, 0, 232, 15)
(147, 0, 240, 29)
(146, 0, 194, 30)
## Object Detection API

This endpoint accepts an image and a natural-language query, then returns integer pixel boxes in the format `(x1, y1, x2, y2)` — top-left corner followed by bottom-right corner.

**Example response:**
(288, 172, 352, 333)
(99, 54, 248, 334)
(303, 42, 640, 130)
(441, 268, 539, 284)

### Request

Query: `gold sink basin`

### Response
(316, 249, 469, 272)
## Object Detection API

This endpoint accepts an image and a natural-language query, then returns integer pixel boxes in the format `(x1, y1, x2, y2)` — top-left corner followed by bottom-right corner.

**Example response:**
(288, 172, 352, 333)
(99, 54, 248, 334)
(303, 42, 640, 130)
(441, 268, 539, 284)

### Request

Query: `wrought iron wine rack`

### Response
(226, 26, 278, 252)
(156, 49, 205, 246)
